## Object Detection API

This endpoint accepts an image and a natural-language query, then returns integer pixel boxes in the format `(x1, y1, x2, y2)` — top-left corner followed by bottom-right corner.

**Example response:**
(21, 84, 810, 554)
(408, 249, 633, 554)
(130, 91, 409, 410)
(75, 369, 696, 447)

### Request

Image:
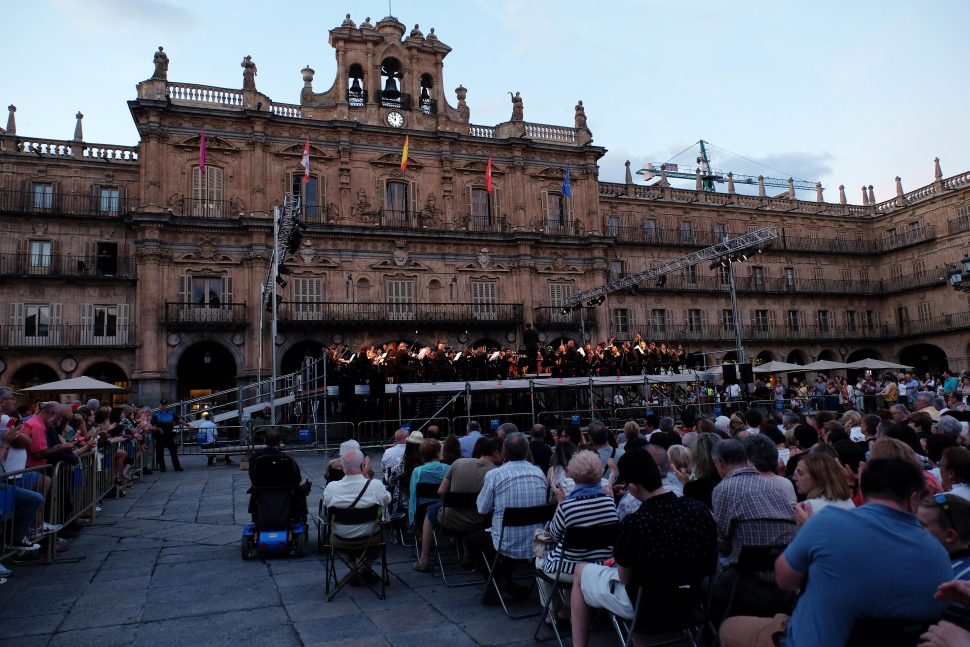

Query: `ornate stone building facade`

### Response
(1, 14, 969, 403)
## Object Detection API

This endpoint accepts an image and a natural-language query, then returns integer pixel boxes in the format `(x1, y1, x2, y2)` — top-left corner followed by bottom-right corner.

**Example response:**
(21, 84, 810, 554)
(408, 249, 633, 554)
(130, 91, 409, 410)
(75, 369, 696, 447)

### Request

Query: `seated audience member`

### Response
(247, 429, 308, 523)
(938, 415, 965, 443)
(408, 438, 448, 526)
(381, 428, 408, 474)
(792, 453, 855, 520)
(538, 450, 618, 619)
(588, 420, 623, 469)
(721, 457, 952, 646)
(743, 434, 795, 505)
(569, 448, 716, 647)
(529, 424, 553, 474)
(784, 424, 819, 478)
(441, 434, 462, 465)
(413, 436, 503, 572)
(616, 420, 641, 448)
(471, 429, 548, 605)
(645, 443, 684, 496)
(547, 439, 579, 497)
(919, 493, 970, 581)
(459, 421, 483, 459)
(386, 432, 423, 517)
(322, 447, 392, 583)
(683, 432, 721, 511)
(940, 446, 970, 501)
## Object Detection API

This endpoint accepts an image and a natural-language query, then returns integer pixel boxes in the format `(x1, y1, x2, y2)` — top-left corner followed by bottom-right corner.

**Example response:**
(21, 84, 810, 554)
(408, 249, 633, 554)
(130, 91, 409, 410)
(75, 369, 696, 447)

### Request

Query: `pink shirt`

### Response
(23, 416, 48, 468)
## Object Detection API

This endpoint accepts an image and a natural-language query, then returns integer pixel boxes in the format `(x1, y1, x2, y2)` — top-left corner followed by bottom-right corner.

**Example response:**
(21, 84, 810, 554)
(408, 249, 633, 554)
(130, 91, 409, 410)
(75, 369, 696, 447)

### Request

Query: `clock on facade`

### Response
(386, 111, 404, 128)
(60, 356, 78, 373)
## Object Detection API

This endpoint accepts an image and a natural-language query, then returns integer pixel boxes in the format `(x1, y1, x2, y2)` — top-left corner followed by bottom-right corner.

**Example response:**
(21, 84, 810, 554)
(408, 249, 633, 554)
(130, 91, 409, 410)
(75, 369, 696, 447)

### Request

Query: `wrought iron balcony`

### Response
(541, 218, 584, 237)
(533, 307, 598, 331)
(277, 302, 524, 330)
(1, 324, 137, 349)
(460, 214, 508, 233)
(880, 225, 936, 251)
(0, 253, 136, 280)
(347, 89, 368, 108)
(171, 198, 236, 219)
(164, 302, 247, 330)
(0, 189, 137, 218)
(379, 92, 412, 111)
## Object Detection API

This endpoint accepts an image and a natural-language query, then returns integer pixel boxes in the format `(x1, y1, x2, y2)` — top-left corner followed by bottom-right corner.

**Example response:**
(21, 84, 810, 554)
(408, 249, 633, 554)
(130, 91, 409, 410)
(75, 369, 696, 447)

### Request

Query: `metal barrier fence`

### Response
(451, 413, 536, 438)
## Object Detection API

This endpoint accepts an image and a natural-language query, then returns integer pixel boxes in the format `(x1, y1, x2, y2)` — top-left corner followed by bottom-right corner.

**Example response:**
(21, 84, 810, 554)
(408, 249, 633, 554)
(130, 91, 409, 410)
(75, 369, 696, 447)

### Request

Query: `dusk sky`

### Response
(2, 0, 967, 202)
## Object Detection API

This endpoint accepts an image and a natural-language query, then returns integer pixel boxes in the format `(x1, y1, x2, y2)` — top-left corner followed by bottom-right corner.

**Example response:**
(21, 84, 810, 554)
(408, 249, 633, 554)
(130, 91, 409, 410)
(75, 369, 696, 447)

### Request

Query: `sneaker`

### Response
(41, 522, 63, 533)
(13, 537, 41, 552)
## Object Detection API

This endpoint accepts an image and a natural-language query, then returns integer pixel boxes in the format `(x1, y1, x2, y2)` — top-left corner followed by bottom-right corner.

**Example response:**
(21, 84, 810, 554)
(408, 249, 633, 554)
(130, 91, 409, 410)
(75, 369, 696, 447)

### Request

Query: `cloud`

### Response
(49, 0, 195, 30)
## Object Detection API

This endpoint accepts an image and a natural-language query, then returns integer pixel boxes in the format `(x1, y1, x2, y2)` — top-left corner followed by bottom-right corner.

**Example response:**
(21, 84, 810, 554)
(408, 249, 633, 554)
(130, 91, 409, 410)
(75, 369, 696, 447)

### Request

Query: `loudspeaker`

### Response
(722, 364, 738, 384)
(738, 362, 754, 384)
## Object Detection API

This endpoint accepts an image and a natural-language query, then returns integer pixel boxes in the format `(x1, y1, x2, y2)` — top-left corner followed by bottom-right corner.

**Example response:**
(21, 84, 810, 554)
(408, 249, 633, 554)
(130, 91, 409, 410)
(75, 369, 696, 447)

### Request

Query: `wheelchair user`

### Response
(247, 429, 311, 524)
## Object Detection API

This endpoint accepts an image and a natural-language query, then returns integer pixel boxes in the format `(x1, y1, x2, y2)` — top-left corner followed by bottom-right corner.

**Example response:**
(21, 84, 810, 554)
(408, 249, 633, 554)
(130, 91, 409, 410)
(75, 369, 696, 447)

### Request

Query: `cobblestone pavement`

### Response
(0, 453, 672, 647)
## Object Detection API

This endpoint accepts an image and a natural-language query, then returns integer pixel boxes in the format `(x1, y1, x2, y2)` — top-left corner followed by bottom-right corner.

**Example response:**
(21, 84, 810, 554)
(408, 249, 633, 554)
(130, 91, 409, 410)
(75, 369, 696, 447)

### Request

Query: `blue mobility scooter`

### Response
(241, 452, 308, 559)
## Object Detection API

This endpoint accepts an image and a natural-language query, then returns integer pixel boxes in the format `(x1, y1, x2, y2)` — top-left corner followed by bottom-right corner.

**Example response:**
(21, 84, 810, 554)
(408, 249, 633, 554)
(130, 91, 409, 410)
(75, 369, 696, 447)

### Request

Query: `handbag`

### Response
(532, 527, 555, 558)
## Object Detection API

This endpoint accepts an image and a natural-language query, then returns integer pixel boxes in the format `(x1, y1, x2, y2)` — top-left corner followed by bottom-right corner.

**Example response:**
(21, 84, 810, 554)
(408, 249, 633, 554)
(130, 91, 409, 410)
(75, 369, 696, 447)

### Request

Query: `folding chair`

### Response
(610, 578, 711, 647)
(718, 543, 794, 624)
(846, 616, 936, 647)
(481, 502, 557, 619)
(412, 481, 441, 557)
(533, 522, 619, 647)
(430, 490, 484, 587)
(321, 504, 389, 601)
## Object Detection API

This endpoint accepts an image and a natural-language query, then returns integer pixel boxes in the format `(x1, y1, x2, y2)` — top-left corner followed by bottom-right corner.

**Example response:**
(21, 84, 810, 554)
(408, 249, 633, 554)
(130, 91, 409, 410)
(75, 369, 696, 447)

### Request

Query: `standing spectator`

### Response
(150, 400, 182, 472)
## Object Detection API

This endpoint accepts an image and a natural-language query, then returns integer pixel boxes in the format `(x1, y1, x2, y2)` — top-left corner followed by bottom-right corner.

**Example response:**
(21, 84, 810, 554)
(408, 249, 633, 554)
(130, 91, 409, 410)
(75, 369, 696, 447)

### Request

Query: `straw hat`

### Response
(406, 430, 425, 445)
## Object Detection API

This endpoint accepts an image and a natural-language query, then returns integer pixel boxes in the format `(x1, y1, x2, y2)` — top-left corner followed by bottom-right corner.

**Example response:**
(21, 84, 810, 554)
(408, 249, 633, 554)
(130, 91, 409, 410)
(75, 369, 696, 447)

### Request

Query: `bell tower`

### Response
(300, 14, 469, 134)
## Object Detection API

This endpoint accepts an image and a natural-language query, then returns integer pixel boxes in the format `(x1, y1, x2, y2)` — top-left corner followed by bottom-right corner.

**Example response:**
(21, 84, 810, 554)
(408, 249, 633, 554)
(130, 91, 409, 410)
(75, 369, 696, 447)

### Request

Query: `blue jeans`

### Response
(0, 483, 44, 541)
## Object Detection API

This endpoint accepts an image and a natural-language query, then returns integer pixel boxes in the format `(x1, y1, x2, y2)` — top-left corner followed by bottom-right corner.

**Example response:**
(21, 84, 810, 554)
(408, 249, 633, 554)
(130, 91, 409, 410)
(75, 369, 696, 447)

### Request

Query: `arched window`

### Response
(191, 165, 224, 218)
(380, 58, 405, 109)
(347, 63, 365, 107)
(419, 73, 435, 115)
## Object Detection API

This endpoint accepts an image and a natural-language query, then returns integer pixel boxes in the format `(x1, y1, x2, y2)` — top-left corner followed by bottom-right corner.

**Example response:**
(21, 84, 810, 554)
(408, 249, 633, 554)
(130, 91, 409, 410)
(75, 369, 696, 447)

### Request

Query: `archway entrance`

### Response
(82, 362, 130, 406)
(175, 342, 237, 403)
(10, 363, 59, 407)
(281, 340, 324, 377)
(754, 350, 776, 366)
(817, 349, 837, 361)
(785, 349, 807, 365)
(900, 344, 948, 375)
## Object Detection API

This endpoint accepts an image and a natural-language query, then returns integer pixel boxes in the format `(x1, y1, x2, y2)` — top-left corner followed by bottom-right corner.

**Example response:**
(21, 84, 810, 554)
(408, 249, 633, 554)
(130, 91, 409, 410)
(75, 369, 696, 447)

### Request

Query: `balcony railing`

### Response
(0, 189, 137, 218)
(164, 302, 247, 329)
(419, 98, 438, 115)
(461, 214, 508, 233)
(949, 214, 970, 235)
(881, 225, 936, 251)
(604, 225, 721, 247)
(172, 198, 236, 219)
(0, 253, 136, 280)
(347, 89, 368, 108)
(777, 234, 879, 255)
(533, 307, 598, 331)
(2, 324, 137, 349)
(379, 93, 412, 111)
(277, 302, 524, 329)
(542, 219, 584, 236)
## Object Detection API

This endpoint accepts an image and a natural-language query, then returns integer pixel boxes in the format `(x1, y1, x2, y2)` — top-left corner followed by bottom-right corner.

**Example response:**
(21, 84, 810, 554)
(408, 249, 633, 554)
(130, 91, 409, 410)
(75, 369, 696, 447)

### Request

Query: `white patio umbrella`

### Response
(19, 376, 127, 393)
(752, 361, 806, 374)
(799, 360, 850, 372)
(844, 358, 914, 371)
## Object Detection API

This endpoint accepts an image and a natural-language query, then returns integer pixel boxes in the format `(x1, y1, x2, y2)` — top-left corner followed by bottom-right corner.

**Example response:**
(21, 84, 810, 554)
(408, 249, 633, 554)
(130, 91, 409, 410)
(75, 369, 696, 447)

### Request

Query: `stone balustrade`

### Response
(524, 122, 577, 143)
(11, 138, 138, 162)
(270, 103, 302, 118)
(166, 83, 244, 107)
(469, 124, 495, 138)
(82, 143, 138, 161)
(17, 139, 75, 157)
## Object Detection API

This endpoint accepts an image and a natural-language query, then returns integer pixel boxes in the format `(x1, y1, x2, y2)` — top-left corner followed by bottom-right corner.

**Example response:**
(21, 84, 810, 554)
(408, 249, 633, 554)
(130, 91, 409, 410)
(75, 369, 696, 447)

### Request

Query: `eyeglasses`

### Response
(935, 493, 957, 530)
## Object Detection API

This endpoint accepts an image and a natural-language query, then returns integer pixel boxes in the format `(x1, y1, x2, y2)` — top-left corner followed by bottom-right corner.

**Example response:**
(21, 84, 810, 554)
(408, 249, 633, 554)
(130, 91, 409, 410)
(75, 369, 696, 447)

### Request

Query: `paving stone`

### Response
(136, 607, 301, 647)
(0, 610, 67, 636)
(47, 623, 138, 647)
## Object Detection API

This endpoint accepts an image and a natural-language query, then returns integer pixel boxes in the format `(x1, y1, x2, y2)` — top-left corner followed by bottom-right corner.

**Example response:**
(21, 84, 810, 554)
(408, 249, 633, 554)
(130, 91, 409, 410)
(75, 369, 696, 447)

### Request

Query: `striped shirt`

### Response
(477, 460, 548, 559)
(543, 493, 618, 575)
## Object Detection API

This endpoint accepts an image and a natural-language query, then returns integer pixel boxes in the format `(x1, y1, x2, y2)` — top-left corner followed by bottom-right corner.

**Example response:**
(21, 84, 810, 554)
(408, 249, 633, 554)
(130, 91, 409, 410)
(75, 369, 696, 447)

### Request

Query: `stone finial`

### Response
(934, 157, 943, 180)
(73, 111, 84, 142)
(895, 176, 904, 197)
(510, 91, 523, 121)
(757, 175, 766, 198)
(301, 66, 315, 85)
(241, 55, 257, 91)
(575, 100, 587, 130)
(5, 105, 15, 135)
(455, 85, 469, 120)
(341, 13, 356, 28)
(727, 171, 736, 194)
(861, 186, 869, 206)
(815, 181, 823, 203)
(787, 178, 796, 199)
(838, 184, 847, 205)
(624, 160, 632, 185)
(658, 167, 670, 187)
(695, 168, 703, 191)
(868, 185, 875, 205)
(152, 46, 169, 81)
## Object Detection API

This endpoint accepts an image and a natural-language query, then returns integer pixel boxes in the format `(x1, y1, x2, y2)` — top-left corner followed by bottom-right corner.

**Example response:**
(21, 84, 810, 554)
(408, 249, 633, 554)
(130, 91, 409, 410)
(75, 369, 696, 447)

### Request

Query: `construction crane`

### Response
(637, 139, 817, 193)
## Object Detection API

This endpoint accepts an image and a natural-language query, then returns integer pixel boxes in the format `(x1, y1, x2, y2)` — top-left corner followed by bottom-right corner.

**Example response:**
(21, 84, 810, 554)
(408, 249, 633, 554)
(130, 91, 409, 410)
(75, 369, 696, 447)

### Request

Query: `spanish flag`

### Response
(485, 154, 493, 194)
(400, 135, 409, 174)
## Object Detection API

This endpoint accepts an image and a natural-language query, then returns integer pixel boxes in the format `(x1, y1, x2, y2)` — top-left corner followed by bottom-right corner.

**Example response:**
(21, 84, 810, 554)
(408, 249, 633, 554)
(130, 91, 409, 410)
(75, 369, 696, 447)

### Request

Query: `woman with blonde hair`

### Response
(793, 453, 855, 520)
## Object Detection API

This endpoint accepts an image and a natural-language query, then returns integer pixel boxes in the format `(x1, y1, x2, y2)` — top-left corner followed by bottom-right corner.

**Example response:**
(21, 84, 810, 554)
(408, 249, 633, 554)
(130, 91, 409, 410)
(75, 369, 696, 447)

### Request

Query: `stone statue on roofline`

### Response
(510, 91, 523, 121)
(242, 55, 257, 91)
(152, 46, 169, 80)
(575, 100, 587, 130)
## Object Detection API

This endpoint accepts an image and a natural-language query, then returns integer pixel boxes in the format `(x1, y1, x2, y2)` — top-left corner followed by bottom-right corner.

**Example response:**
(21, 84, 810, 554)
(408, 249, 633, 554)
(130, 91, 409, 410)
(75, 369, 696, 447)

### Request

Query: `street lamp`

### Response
(948, 254, 970, 293)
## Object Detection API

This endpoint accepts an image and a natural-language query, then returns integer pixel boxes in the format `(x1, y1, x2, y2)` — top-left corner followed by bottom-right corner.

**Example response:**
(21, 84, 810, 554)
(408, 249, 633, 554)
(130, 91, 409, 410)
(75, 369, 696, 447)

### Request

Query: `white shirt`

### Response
(950, 483, 970, 502)
(198, 419, 218, 444)
(0, 415, 27, 474)
(728, 384, 741, 398)
(381, 443, 406, 473)
(322, 473, 391, 538)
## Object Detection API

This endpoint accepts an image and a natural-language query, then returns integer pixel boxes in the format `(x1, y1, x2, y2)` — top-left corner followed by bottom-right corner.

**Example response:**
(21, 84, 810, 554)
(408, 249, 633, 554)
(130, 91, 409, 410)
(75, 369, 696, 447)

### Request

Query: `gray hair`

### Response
(39, 401, 60, 414)
(915, 391, 935, 407)
(496, 422, 518, 438)
(889, 404, 910, 418)
(938, 415, 963, 440)
(659, 417, 676, 434)
(340, 447, 364, 473)
(646, 443, 671, 476)
(742, 434, 779, 473)
(503, 431, 529, 461)
(782, 412, 801, 427)
(711, 438, 747, 467)
(86, 398, 100, 410)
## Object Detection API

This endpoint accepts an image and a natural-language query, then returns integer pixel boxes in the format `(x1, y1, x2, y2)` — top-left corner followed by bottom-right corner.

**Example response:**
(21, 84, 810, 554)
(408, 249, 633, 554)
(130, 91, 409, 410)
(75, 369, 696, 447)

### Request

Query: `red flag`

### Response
(300, 136, 310, 183)
(400, 135, 409, 174)
(485, 155, 493, 194)
(199, 129, 206, 174)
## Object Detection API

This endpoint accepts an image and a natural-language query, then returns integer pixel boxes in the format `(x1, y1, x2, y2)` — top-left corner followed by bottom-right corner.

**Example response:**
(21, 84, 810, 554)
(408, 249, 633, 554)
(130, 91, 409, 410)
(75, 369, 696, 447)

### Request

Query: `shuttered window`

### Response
(387, 279, 414, 320)
(472, 281, 497, 320)
(191, 166, 224, 217)
(549, 283, 573, 323)
(294, 277, 323, 320)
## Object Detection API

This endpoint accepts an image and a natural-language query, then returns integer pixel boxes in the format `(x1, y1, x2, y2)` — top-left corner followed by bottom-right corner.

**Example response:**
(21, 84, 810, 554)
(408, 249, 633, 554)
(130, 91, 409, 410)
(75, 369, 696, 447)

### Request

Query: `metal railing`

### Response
(0, 189, 138, 217)
(172, 198, 236, 219)
(164, 302, 248, 329)
(1, 323, 137, 349)
(0, 253, 136, 279)
(277, 302, 524, 328)
(461, 214, 508, 233)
